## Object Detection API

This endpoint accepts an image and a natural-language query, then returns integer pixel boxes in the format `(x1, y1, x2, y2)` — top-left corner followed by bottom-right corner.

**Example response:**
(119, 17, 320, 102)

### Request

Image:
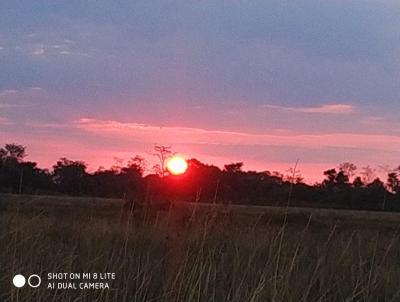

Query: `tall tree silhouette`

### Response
(152, 145, 173, 177)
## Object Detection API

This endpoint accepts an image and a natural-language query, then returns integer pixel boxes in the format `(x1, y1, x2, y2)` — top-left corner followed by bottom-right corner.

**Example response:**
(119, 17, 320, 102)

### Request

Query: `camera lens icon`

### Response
(13, 274, 41, 288)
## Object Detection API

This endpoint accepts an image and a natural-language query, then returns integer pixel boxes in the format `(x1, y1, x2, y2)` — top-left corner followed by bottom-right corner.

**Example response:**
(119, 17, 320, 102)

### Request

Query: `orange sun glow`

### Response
(166, 156, 188, 175)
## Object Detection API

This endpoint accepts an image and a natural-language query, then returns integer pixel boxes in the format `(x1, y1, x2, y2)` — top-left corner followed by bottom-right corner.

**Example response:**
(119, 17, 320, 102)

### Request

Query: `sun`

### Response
(166, 156, 188, 175)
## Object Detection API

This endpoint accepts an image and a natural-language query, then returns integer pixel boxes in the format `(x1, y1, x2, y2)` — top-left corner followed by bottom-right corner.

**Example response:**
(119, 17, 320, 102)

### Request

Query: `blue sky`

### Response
(1, 1, 400, 181)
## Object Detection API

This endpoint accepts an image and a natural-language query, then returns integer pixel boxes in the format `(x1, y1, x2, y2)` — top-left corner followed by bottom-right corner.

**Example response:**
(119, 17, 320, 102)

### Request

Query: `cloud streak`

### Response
(0, 87, 46, 109)
(3, 117, 399, 183)
(262, 104, 355, 114)
(75, 118, 400, 153)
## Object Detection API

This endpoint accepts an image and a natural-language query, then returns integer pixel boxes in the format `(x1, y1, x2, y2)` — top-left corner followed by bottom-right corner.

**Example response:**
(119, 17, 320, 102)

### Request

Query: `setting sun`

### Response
(166, 156, 188, 175)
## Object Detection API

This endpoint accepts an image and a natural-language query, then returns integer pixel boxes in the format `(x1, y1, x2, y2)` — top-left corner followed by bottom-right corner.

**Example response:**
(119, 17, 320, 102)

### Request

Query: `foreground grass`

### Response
(1, 195, 400, 301)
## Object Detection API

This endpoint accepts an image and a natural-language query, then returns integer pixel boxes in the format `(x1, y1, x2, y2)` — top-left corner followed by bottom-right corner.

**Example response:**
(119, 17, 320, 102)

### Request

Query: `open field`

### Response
(2, 194, 400, 301)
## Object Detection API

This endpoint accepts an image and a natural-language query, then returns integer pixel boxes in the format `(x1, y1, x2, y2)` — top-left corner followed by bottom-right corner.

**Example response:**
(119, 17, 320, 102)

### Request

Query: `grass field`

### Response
(2, 194, 400, 302)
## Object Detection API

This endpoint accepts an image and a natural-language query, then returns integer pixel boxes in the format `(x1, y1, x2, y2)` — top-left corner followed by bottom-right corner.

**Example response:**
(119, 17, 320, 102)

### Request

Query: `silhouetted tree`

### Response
(352, 176, 364, 188)
(284, 167, 303, 184)
(186, 159, 221, 202)
(89, 169, 121, 197)
(152, 145, 173, 177)
(360, 165, 376, 184)
(0, 143, 53, 193)
(387, 171, 400, 194)
(335, 170, 350, 189)
(224, 162, 243, 173)
(339, 162, 357, 180)
(322, 168, 349, 188)
(120, 158, 145, 199)
(322, 169, 338, 188)
(2, 143, 400, 212)
(367, 178, 387, 207)
(0, 143, 26, 162)
(53, 158, 88, 195)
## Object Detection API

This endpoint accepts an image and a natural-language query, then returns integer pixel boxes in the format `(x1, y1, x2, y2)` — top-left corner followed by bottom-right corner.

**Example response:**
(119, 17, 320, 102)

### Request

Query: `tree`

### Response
(0, 144, 26, 163)
(126, 155, 146, 176)
(111, 157, 125, 172)
(335, 170, 350, 188)
(322, 169, 337, 187)
(0, 144, 27, 193)
(320, 168, 351, 206)
(284, 167, 303, 184)
(152, 145, 173, 177)
(367, 178, 386, 195)
(120, 157, 146, 201)
(0, 144, 55, 193)
(352, 176, 364, 188)
(224, 162, 243, 173)
(89, 169, 121, 197)
(221, 163, 244, 204)
(0, 148, 7, 161)
(360, 166, 376, 185)
(339, 162, 357, 180)
(178, 158, 222, 203)
(53, 158, 88, 195)
(18, 161, 53, 194)
(387, 172, 400, 194)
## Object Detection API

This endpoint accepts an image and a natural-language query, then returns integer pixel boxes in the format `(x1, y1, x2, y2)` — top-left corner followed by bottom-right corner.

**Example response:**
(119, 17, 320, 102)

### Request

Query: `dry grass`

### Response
(1, 194, 400, 301)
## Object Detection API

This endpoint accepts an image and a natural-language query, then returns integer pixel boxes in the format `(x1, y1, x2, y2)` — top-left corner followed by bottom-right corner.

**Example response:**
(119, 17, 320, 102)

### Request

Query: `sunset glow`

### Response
(1, 1, 399, 182)
(3, 4, 400, 300)
(166, 157, 188, 175)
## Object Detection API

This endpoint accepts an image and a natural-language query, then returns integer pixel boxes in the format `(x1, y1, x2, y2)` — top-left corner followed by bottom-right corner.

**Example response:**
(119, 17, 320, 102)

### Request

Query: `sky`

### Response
(1, 1, 400, 182)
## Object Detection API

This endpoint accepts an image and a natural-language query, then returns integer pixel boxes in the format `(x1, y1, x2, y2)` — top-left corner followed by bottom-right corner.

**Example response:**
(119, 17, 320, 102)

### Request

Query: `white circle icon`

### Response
(28, 274, 41, 288)
(13, 274, 26, 288)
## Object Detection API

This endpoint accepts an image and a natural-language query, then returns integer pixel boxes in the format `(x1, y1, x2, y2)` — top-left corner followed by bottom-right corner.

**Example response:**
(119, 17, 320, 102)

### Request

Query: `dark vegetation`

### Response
(2, 143, 400, 301)
(1, 143, 400, 211)
(3, 195, 400, 301)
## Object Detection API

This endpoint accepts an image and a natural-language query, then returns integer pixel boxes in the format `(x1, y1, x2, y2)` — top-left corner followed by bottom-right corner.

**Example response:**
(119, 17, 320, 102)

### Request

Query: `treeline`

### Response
(1, 143, 400, 211)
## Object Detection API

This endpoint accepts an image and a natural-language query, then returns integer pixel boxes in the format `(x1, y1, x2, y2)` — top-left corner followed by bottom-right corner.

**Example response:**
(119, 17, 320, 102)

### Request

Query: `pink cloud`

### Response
(75, 118, 400, 152)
